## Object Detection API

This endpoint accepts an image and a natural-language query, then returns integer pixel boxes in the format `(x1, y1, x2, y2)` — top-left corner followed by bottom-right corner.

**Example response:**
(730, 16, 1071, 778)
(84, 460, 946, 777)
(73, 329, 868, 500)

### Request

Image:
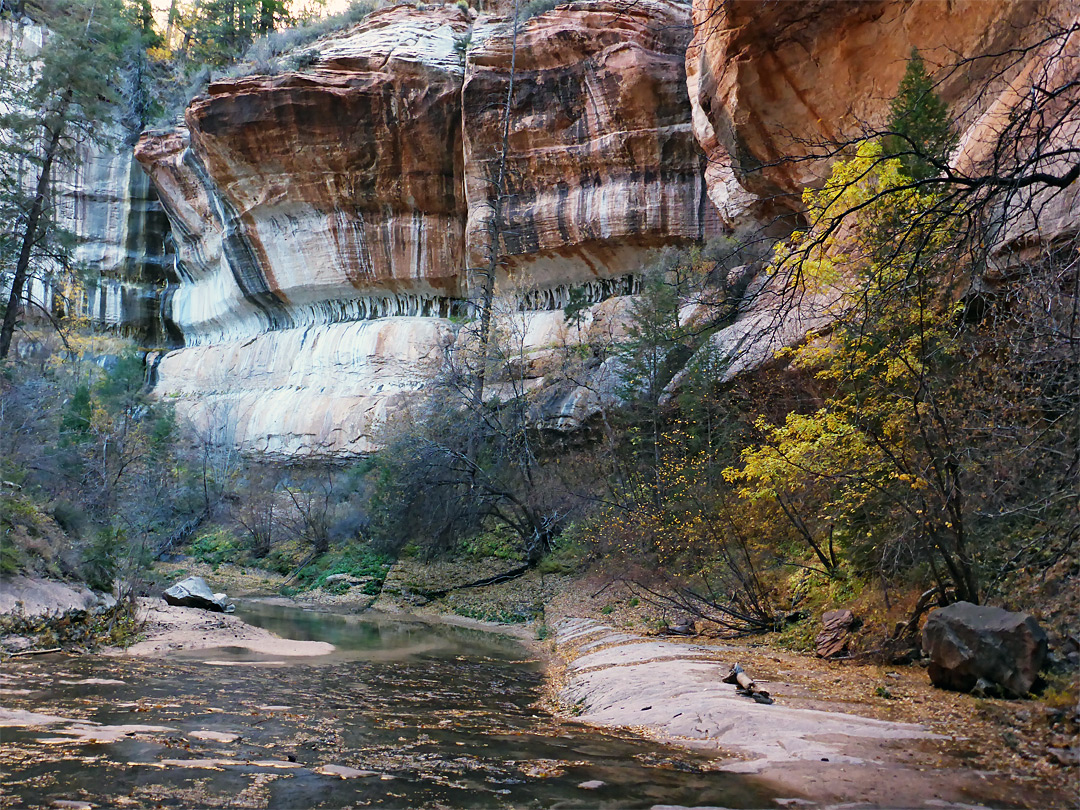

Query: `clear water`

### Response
(0, 601, 780, 809)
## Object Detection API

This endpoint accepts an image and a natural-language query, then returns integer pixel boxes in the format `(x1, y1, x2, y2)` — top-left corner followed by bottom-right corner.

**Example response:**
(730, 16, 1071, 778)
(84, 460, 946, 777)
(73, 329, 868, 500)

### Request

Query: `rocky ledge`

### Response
(551, 618, 1067, 808)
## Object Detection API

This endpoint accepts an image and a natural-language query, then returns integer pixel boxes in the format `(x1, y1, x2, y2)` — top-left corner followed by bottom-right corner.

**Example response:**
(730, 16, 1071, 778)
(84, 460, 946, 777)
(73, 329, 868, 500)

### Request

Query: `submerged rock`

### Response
(922, 601, 1047, 698)
(163, 577, 235, 614)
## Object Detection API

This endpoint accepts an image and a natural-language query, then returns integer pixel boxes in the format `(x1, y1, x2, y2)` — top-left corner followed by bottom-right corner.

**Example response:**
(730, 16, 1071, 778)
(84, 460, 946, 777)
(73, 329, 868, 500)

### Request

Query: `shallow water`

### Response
(0, 602, 781, 809)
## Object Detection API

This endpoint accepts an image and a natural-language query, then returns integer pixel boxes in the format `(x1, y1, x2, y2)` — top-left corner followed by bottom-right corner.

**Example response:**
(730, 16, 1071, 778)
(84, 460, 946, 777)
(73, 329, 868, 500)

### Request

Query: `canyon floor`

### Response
(130, 560, 1079, 808)
(4, 564, 1074, 808)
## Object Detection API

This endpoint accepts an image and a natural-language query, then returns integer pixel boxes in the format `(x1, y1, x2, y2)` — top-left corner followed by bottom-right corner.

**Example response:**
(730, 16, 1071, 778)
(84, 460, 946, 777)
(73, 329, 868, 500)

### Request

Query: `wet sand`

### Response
(115, 598, 335, 658)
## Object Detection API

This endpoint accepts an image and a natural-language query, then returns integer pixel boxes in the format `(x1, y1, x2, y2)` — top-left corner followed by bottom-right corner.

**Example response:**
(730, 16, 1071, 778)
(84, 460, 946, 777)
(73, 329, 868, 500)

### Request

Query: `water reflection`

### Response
(0, 602, 780, 809)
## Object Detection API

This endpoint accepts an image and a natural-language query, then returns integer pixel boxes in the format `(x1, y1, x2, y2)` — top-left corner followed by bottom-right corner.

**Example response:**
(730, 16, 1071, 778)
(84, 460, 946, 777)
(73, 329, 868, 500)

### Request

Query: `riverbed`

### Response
(0, 601, 784, 809)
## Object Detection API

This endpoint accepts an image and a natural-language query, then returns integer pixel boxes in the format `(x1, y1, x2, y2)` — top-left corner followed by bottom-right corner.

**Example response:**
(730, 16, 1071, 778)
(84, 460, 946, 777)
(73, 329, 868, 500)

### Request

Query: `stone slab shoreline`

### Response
(550, 617, 1056, 810)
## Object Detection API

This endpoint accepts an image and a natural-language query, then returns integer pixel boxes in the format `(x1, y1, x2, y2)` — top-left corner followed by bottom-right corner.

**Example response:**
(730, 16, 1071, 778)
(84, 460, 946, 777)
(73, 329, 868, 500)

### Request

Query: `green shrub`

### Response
(52, 501, 87, 537)
(82, 529, 120, 592)
(452, 604, 534, 624)
(284, 48, 319, 70)
(0, 543, 21, 576)
(536, 532, 588, 574)
(453, 31, 471, 59)
(517, 0, 560, 21)
(188, 529, 242, 567)
(289, 544, 393, 593)
(461, 526, 523, 561)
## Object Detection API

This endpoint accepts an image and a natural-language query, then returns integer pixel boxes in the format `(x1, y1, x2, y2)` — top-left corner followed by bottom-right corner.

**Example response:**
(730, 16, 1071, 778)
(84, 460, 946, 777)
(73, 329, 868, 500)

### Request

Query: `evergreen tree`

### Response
(884, 48, 958, 181)
(0, 0, 134, 360)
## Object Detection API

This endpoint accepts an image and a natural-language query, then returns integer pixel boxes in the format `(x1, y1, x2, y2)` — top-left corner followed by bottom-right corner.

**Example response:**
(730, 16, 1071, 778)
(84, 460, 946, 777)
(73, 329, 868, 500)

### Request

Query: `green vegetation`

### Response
(287, 544, 393, 595)
(450, 604, 535, 624)
(189, 529, 243, 568)
(883, 49, 958, 181)
(1, 346, 188, 598)
(516, 0, 559, 22)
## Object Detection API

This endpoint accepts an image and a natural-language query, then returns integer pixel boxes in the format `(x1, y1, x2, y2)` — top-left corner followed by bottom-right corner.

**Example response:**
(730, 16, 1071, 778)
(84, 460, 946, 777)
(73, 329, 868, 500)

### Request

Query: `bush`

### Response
(82, 529, 119, 592)
(52, 501, 88, 537)
(289, 543, 393, 594)
(188, 529, 242, 567)
(516, 0, 560, 21)
(536, 533, 588, 574)
(461, 525, 524, 561)
(0, 543, 21, 576)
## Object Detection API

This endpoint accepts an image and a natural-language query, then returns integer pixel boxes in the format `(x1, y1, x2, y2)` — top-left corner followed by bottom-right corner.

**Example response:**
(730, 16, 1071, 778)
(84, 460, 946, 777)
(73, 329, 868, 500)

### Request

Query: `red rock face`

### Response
(687, 0, 1050, 224)
(135, 2, 714, 457)
(463, 0, 715, 291)
(137, 2, 711, 344)
(183, 5, 470, 303)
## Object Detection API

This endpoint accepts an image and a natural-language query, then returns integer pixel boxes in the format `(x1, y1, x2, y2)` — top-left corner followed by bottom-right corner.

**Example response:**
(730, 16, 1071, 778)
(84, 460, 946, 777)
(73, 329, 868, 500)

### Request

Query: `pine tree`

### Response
(0, 0, 134, 360)
(884, 48, 958, 181)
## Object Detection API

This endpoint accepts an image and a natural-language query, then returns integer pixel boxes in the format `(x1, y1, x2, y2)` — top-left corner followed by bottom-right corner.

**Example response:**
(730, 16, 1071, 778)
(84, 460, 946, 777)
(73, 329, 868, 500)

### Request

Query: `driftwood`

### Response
(414, 564, 532, 600)
(722, 662, 774, 705)
(9, 647, 61, 657)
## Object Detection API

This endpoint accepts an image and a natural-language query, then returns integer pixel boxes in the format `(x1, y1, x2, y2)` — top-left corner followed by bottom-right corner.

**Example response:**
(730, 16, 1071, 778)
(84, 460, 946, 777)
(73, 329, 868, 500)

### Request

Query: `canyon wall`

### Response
(134, 0, 1078, 458)
(138, 0, 714, 457)
(1, 18, 173, 343)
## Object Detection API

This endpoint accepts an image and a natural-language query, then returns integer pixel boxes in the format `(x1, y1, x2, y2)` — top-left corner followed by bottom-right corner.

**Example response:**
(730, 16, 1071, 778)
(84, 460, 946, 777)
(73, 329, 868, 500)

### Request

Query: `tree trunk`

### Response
(0, 108, 67, 361)
(470, 1, 518, 416)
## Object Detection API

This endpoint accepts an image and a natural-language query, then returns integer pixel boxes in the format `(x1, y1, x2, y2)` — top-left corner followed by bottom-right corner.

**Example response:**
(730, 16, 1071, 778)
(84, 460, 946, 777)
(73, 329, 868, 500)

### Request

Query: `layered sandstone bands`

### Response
(464, 0, 714, 291)
(137, 7, 472, 348)
(136, 0, 1077, 459)
(137, 0, 709, 457)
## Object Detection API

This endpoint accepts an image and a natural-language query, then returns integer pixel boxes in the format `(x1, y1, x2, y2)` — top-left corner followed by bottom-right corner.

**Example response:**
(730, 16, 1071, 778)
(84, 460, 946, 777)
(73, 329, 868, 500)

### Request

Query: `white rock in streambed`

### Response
(163, 577, 234, 613)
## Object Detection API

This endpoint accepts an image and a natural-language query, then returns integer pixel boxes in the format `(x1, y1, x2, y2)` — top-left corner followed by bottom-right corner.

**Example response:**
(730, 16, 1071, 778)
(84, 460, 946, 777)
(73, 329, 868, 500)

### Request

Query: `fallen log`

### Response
(722, 662, 774, 704)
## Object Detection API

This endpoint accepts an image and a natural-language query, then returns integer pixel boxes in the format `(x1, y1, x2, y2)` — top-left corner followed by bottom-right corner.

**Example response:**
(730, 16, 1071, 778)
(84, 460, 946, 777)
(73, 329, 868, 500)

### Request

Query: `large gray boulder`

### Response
(922, 602, 1047, 697)
(163, 576, 234, 613)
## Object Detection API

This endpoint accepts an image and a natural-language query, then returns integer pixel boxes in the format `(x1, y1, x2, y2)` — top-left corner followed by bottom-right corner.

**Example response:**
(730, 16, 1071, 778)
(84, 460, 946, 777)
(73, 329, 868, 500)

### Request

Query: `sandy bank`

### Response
(552, 618, 1069, 809)
(116, 598, 334, 658)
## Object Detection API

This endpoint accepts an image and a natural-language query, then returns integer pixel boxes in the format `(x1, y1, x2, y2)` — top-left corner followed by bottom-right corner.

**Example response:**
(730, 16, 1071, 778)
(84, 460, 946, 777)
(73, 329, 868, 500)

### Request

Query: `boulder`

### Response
(922, 602, 1047, 697)
(662, 617, 697, 636)
(163, 577, 234, 614)
(816, 609, 857, 659)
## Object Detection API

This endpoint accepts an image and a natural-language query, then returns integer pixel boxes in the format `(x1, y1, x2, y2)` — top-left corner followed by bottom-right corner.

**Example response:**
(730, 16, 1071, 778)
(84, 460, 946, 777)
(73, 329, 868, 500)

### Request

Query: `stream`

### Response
(0, 601, 782, 809)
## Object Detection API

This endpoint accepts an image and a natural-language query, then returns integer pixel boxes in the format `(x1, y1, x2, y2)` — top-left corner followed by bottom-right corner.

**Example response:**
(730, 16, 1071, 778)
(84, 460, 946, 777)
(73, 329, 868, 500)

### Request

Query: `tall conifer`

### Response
(884, 48, 958, 181)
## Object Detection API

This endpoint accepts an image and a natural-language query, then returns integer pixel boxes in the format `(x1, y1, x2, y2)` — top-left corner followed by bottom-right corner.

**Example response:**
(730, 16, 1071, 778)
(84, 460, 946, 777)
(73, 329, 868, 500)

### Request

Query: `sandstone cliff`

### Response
(133, 0, 1077, 459)
(138, 0, 712, 457)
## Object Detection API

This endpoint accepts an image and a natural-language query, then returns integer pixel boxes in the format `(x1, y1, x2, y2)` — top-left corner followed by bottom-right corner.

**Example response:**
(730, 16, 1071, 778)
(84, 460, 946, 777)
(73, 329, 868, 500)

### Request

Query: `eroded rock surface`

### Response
(554, 618, 938, 770)
(686, 0, 1053, 224)
(137, 1, 712, 457)
(464, 0, 717, 291)
(131, 1, 1078, 458)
